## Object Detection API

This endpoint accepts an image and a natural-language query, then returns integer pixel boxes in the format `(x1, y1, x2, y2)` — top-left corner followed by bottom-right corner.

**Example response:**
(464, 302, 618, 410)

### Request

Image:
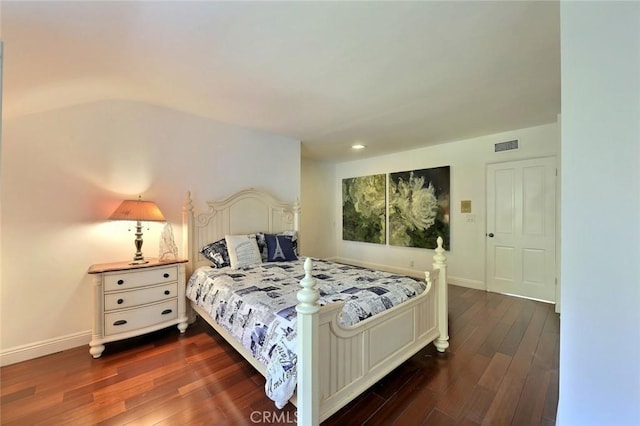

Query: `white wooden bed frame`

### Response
(182, 189, 449, 425)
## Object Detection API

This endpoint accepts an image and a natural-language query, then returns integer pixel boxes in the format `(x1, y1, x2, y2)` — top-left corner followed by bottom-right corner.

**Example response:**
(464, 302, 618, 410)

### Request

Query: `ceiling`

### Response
(0, 1, 560, 162)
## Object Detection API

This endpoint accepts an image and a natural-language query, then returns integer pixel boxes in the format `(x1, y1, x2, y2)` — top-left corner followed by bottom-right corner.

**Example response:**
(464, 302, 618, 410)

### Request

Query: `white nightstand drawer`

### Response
(104, 283, 178, 311)
(104, 299, 178, 336)
(104, 266, 177, 291)
(88, 258, 187, 358)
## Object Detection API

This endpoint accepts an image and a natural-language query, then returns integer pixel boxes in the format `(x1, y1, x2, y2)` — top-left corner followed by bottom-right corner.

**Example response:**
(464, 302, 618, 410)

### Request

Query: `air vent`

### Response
(494, 139, 519, 152)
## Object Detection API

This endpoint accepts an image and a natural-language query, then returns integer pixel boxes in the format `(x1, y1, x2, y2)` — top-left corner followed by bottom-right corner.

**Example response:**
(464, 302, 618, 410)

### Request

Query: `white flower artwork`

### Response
(389, 166, 450, 250)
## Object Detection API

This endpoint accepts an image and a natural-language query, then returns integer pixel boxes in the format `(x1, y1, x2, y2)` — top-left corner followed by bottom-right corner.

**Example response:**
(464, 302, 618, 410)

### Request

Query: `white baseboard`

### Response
(0, 330, 91, 367)
(448, 276, 486, 291)
(330, 257, 486, 290)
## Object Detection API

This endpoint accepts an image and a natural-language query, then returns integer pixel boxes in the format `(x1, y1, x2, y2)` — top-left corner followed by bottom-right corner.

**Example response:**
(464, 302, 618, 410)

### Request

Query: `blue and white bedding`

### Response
(185, 258, 426, 408)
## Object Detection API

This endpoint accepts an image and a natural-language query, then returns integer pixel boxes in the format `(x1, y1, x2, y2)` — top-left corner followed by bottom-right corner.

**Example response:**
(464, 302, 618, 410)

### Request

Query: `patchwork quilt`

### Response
(185, 258, 426, 408)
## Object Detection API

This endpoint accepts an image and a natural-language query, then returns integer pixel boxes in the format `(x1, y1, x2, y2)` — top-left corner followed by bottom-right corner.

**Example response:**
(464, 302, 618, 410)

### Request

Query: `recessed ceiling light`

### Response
(351, 144, 366, 150)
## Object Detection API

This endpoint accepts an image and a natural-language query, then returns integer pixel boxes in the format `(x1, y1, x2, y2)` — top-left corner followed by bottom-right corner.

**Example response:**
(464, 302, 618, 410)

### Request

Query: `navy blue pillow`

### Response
(265, 234, 298, 262)
(200, 238, 230, 268)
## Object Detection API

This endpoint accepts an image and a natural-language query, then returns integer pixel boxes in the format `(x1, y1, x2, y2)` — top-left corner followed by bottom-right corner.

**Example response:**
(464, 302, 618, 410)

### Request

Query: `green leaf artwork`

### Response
(342, 174, 386, 244)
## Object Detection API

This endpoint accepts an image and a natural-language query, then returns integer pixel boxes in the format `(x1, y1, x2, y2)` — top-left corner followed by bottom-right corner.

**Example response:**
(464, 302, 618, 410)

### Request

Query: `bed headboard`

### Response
(183, 189, 299, 276)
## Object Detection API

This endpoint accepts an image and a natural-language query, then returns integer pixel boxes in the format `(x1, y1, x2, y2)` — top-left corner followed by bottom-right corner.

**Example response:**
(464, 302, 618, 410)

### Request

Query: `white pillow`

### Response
(225, 234, 262, 269)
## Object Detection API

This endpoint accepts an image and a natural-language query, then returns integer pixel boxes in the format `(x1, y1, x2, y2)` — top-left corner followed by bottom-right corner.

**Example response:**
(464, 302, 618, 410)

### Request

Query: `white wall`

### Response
(0, 100, 300, 364)
(332, 122, 559, 286)
(300, 157, 336, 259)
(558, 2, 640, 424)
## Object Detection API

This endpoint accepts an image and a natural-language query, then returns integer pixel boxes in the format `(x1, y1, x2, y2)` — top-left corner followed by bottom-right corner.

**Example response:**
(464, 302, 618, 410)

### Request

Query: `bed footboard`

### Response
(296, 237, 448, 425)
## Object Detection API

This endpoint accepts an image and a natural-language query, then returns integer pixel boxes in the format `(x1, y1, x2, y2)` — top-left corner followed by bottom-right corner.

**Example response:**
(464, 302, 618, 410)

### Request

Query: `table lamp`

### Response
(109, 196, 166, 264)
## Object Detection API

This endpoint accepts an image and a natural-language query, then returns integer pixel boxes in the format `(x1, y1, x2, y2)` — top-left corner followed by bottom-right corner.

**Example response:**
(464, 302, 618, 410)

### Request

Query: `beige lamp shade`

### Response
(109, 197, 165, 222)
(108, 196, 165, 264)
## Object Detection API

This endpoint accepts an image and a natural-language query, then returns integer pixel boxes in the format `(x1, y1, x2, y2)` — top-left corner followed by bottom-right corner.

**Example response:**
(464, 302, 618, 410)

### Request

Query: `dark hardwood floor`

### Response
(1, 286, 559, 425)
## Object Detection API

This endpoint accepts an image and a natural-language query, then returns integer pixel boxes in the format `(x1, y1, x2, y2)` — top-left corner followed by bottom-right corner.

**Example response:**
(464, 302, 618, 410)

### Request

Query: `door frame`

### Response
(484, 155, 560, 309)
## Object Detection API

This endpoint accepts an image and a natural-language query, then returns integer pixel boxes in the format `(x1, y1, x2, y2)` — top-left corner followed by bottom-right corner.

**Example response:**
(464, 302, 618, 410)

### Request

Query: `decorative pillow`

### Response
(265, 233, 298, 262)
(257, 231, 298, 261)
(225, 234, 263, 269)
(200, 238, 230, 268)
(279, 230, 298, 256)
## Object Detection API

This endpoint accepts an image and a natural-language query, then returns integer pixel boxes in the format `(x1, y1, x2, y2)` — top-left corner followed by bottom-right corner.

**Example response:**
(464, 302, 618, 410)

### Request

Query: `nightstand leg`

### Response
(89, 342, 105, 358)
(177, 320, 188, 334)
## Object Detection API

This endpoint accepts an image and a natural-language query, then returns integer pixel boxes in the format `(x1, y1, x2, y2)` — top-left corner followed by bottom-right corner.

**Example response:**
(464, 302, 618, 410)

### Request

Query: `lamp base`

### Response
(130, 221, 148, 265)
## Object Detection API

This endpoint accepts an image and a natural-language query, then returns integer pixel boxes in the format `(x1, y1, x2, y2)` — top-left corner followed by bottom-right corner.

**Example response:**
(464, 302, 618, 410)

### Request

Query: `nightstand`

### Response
(87, 258, 189, 358)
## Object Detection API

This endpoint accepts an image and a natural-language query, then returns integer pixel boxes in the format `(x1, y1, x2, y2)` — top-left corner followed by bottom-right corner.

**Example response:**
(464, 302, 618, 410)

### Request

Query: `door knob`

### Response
(487, 233, 495, 238)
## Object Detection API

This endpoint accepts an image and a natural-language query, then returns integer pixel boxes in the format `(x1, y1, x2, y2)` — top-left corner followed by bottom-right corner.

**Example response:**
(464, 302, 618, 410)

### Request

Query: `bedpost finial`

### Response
(433, 236, 446, 268)
(297, 257, 319, 314)
(184, 190, 194, 212)
(303, 257, 312, 274)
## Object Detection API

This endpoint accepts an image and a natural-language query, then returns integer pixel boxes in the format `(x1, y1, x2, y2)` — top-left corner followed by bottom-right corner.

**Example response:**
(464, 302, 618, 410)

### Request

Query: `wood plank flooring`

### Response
(1, 286, 559, 425)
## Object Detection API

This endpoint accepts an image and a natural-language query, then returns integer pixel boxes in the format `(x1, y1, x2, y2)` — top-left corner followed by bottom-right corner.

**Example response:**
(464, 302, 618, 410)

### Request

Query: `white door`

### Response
(486, 157, 556, 302)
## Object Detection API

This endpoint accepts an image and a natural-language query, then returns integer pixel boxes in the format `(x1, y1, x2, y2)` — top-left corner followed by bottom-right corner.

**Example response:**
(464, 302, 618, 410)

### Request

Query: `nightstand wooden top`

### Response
(88, 258, 188, 274)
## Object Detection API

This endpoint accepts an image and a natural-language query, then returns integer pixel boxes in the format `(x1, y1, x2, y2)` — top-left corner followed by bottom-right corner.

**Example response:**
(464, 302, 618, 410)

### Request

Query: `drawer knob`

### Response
(117, 298, 124, 304)
(161, 309, 173, 315)
(117, 279, 124, 285)
(163, 273, 170, 278)
(164, 290, 170, 295)
(113, 320, 127, 326)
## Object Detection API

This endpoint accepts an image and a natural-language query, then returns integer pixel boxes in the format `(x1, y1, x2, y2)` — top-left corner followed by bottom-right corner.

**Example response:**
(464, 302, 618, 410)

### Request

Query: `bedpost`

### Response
(293, 198, 301, 253)
(296, 257, 320, 426)
(293, 198, 300, 232)
(183, 191, 197, 324)
(183, 191, 195, 275)
(432, 236, 449, 352)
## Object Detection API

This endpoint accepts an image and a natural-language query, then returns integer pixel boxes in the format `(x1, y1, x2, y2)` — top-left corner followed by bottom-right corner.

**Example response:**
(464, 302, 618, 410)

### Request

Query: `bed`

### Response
(182, 189, 449, 425)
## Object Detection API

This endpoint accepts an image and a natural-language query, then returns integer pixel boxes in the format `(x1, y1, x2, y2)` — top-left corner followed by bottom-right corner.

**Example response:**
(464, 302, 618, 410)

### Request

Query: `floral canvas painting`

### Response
(389, 166, 450, 250)
(342, 174, 386, 244)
